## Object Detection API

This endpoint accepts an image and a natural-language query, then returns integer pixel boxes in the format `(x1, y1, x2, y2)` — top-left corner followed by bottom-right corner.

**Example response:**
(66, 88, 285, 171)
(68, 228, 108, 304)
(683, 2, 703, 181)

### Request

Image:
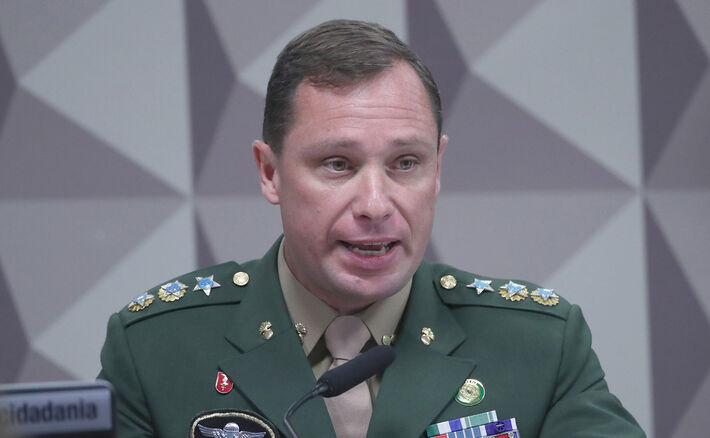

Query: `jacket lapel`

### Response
(368, 263, 476, 437)
(216, 242, 473, 437)
(218, 240, 336, 437)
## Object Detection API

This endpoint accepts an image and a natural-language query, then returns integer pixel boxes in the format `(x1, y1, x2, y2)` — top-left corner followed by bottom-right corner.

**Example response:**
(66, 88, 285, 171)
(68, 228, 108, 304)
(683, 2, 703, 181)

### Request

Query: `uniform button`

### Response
(233, 271, 249, 286)
(440, 274, 457, 290)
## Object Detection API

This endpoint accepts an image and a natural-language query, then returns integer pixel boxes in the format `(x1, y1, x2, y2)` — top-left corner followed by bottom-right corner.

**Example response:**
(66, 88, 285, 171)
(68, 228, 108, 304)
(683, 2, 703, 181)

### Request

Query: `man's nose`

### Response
(352, 167, 394, 221)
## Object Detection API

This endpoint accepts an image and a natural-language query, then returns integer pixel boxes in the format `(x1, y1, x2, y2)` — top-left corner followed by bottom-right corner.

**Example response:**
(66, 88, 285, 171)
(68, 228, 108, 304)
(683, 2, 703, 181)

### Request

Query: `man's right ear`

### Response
(253, 140, 280, 205)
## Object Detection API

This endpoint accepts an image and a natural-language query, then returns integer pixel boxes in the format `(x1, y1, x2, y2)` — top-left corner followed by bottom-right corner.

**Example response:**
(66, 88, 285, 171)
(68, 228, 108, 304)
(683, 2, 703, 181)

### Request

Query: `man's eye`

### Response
(324, 159, 350, 172)
(397, 157, 417, 170)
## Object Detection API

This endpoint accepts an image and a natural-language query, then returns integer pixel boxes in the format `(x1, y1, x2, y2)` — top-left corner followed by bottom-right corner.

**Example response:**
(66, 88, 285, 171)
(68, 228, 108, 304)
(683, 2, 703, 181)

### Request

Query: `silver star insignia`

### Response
(194, 275, 221, 296)
(500, 281, 528, 301)
(466, 278, 494, 295)
(504, 281, 524, 294)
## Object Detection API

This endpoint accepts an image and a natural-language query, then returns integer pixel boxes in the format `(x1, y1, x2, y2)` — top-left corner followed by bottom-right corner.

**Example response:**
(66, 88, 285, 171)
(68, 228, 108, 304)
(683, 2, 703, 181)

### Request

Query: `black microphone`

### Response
(283, 345, 395, 438)
(317, 344, 395, 397)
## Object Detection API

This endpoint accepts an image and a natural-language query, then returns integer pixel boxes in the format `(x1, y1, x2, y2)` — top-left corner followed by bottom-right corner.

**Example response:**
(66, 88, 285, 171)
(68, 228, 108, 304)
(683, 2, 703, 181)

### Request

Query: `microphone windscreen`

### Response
(317, 345, 395, 398)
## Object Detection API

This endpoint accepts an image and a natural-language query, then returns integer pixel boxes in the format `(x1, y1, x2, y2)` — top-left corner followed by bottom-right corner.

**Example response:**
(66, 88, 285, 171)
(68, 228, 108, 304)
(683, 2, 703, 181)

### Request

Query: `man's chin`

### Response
(331, 277, 407, 307)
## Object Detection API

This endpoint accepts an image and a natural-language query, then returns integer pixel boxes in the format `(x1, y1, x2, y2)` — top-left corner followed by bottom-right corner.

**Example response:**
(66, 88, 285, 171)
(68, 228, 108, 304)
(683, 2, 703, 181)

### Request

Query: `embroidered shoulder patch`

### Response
(190, 410, 278, 438)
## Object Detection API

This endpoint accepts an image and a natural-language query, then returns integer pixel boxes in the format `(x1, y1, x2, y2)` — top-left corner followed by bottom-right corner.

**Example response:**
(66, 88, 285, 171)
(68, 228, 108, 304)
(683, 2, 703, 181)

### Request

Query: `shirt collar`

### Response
(277, 239, 411, 355)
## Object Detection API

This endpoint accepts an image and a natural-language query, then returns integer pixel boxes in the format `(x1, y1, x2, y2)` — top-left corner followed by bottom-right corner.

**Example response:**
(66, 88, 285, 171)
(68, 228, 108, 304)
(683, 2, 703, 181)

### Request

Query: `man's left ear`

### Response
(253, 140, 280, 205)
(436, 134, 448, 195)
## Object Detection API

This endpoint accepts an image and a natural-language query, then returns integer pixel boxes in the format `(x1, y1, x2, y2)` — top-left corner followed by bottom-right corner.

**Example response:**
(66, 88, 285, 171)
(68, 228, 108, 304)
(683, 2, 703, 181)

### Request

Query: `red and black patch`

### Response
(190, 410, 278, 438)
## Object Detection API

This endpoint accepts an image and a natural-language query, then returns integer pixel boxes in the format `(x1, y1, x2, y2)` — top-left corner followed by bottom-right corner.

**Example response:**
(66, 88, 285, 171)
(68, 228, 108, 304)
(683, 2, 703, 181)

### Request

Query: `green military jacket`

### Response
(99, 239, 644, 437)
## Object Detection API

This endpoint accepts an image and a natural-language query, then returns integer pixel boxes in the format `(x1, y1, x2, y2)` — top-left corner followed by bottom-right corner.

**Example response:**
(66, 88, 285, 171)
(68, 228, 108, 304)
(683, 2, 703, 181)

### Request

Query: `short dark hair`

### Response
(262, 19, 442, 155)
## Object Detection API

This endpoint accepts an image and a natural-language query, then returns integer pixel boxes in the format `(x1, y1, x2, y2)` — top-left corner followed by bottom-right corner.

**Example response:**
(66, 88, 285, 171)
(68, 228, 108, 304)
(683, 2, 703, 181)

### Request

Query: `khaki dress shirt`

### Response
(277, 240, 411, 400)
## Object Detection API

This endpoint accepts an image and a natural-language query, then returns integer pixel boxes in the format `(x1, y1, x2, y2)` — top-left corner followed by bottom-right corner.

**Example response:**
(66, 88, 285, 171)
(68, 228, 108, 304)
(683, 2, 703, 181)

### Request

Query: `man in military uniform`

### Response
(98, 19, 645, 437)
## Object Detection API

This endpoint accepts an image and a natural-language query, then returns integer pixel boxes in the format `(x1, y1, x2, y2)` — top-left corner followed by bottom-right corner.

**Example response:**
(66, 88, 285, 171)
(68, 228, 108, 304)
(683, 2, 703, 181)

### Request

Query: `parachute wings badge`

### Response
(197, 422, 266, 438)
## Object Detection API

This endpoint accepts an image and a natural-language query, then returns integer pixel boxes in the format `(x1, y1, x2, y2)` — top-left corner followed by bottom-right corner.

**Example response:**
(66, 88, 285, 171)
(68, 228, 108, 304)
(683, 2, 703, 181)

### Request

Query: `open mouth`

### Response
(342, 241, 396, 256)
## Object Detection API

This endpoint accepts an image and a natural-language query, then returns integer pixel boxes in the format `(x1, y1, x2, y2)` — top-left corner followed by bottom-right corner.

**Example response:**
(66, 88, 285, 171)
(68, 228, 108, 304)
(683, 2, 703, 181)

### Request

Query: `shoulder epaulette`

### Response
(118, 261, 253, 326)
(425, 262, 571, 319)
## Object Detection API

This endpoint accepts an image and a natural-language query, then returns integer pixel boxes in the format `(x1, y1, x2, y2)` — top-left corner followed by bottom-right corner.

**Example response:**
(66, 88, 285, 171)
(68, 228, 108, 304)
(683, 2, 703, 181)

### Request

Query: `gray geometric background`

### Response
(1, 1, 708, 437)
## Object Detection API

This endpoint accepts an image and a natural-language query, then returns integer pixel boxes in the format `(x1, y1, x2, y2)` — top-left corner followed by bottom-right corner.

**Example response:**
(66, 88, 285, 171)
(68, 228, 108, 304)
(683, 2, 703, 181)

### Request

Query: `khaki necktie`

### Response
(323, 315, 373, 438)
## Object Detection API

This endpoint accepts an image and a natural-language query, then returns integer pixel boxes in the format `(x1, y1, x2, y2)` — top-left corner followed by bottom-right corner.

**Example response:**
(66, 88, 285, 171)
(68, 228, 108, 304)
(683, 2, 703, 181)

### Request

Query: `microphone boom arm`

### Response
(282, 345, 394, 438)
(283, 382, 328, 438)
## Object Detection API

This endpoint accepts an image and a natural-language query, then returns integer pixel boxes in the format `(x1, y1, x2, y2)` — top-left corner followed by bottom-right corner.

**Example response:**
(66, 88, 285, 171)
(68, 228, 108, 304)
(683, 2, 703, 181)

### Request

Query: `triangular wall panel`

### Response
(647, 72, 710, 189)
(194, 196, 283, 264)
(637, 0, 708, 181)
(20, 0, 192, 195)
(0, 266, 27, 383)
(432, 191, 631, 282)
(0, 198, 183, 338)
(195, 211, 217, 268)
(442, 74, 631, 192)
(17, 349, 74, 383)
(195, 81, 263, 196)
(186, 0, 235, 179)
(670, 371, 710, 437)
(473, 0, 642, 188)
(0, 37, 14, 133)
(646, 191, 710, 316)
(408, 0, 468, 118)
(32, 202, 196, 380)
(435, 0, 539, 65)
(237, 1, 406, 96)
(678, 0, 710, 58)
(544, 197, 651, 434)
(0, 0, 108, 77)
(206, 0, 319, 71)
(0, 90, 179, 199)
(645, 204, 710, 437)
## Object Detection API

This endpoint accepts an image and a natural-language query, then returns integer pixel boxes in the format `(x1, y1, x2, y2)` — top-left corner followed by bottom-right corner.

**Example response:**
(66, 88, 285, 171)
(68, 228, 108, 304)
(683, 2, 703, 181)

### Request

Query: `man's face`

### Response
(254, 62, 447, 313)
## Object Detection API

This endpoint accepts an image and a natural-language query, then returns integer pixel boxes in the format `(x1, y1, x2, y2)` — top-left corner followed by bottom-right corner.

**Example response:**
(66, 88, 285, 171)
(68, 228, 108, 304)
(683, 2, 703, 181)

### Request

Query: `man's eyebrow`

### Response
(309, 139, 358, 151)
(309, 136, 433, 151)
(391, 136, 434, 148)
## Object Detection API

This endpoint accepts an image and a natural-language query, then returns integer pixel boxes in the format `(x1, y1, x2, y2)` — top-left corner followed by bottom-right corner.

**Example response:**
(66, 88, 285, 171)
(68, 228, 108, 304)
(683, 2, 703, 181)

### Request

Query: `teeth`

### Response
(347, 242, 393, 256)
(352, 246, 388, 256)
